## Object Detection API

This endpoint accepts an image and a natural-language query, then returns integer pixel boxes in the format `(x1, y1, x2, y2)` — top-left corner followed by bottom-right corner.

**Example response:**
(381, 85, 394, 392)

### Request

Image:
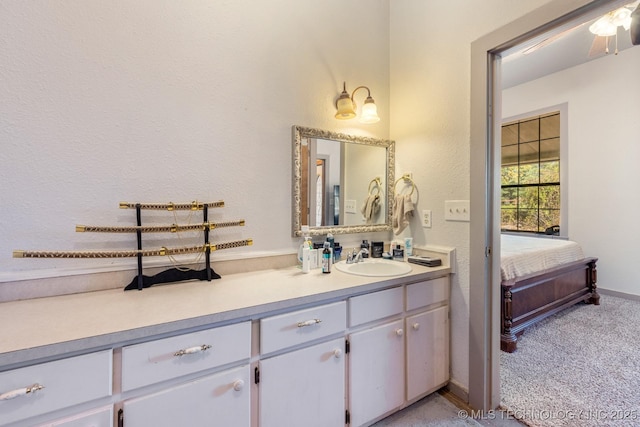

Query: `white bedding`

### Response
(500, 234, 585, 281)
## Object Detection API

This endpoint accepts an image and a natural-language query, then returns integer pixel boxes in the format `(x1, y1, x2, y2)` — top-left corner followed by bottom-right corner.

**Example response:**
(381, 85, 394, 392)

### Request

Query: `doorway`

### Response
(468, 0, 628, 411)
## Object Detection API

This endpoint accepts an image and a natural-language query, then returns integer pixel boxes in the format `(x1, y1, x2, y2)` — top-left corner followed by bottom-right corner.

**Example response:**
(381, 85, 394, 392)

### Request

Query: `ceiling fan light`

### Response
(611, 7, 632, 27)
(589, 17, 617, 36)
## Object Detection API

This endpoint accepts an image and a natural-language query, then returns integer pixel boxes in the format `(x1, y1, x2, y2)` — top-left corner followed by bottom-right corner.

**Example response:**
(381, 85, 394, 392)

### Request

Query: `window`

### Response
(501, 112, 560, 233)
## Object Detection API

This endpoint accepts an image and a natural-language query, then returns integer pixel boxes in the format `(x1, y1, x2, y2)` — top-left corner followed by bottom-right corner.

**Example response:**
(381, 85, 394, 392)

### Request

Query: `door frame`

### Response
(468, 0, 626, 410)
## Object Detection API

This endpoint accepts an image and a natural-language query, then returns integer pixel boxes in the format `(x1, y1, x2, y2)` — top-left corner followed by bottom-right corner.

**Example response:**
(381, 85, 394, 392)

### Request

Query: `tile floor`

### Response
(372, 391, 525, 426)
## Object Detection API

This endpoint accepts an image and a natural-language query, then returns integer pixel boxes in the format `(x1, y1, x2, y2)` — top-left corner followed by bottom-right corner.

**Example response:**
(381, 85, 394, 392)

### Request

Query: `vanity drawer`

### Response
(35, 405, 113, 427)
(0, 350, 112, 426)
(121, 321, 251, 392)
(349, 287, 403, 327)
(406, 277, 448, 311)
(260, 301, 346, 355)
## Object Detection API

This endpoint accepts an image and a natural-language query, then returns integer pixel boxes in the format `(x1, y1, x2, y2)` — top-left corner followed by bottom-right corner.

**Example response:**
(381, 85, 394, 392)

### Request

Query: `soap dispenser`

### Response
(298, 225, 311, 265)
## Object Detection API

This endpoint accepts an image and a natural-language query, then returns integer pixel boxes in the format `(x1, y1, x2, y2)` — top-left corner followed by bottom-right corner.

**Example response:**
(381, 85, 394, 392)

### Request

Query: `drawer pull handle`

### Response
(297, 319, 322, 327)
(395, 328, 404, 337)
(0, 384, 44, 401)
(233, 380, 245, 391)
(412, 323, 420, 330)
(174, 344, 212, 357)
(333, 349, 343, 359)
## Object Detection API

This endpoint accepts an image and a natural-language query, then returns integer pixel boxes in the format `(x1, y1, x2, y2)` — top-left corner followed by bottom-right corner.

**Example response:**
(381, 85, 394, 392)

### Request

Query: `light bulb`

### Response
(359, 98, 380, 124)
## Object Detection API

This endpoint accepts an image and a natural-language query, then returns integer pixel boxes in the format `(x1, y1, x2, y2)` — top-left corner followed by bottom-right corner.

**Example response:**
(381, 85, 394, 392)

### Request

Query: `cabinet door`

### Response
(406, 306, 449, 401)
(122, 365, 250, 427)
(259, 338, 345, 427)
(349, 319, 405, 427)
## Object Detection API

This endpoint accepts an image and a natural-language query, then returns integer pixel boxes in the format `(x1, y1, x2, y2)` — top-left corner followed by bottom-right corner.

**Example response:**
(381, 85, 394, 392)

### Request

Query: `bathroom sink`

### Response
(334, 259, 412, 277)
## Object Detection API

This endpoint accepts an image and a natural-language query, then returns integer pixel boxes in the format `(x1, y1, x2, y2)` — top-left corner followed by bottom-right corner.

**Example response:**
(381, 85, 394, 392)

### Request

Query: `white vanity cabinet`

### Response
(347, 287, 405, 427)
(258, 302, 347, 427)
(0, 264, 451, 427)
(119, 321, 251, 427)
(405, 277, 450, 402)
(0, 350, 112, 427)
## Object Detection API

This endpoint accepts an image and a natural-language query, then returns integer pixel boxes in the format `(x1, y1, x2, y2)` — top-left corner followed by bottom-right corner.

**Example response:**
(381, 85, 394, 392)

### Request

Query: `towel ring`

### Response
(394, 174, 415, 196)
(368, 177, 382, 196)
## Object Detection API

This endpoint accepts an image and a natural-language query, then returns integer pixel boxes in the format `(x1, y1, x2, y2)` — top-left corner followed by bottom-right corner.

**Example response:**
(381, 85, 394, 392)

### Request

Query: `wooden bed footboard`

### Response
(501, 257, 598, 353)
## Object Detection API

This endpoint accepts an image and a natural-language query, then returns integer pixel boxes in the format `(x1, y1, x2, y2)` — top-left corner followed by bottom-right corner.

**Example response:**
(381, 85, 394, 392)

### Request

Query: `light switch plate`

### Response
(345, 199, 357, 214)
(445, 200, 470, 222)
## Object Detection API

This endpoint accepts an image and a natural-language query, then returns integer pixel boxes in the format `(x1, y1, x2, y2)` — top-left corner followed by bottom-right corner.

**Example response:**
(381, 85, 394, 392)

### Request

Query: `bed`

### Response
(500, 234, 599, 352)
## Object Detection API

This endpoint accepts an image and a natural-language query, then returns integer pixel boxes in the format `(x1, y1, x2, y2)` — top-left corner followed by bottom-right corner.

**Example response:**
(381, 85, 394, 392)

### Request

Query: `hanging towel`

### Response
(392, 193, 414, 235)
(360, 194, 380, 224)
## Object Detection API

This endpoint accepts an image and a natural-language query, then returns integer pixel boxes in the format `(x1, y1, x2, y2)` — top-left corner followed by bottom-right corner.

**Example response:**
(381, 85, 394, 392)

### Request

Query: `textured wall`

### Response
(389, 0, 554, 394)
(0, 0, 390, 279)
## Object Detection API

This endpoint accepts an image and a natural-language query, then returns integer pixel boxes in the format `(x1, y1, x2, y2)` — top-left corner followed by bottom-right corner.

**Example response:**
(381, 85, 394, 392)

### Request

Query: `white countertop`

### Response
(0, 262, 450, 369)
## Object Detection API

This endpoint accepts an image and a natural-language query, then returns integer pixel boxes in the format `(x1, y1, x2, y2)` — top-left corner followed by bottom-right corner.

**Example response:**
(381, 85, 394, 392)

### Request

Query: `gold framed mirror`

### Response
(292, 125, 395, 237)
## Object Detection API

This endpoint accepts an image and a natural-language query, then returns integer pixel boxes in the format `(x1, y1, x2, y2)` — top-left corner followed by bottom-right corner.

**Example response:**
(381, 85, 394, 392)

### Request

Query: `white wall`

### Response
(389, 0, 553, 395)
(0, 0, 390, 279)
(503, 46, 640, 297)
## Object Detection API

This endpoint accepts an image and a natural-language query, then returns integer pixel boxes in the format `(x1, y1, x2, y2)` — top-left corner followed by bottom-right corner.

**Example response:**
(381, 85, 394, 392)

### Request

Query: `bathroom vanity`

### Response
(0, 262, 449, 427)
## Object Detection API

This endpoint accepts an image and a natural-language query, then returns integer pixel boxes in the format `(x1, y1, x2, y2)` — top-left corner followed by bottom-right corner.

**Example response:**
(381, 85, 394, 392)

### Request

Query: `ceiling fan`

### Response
(588, 1, 640, 56)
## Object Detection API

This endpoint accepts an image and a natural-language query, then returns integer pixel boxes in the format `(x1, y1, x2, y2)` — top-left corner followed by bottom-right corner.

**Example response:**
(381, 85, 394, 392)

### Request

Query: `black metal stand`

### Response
(203, 205, 212, 282)
(124, 267, 221, 291)
(125, 204, 219, 291)
(136, 204, 144, 291)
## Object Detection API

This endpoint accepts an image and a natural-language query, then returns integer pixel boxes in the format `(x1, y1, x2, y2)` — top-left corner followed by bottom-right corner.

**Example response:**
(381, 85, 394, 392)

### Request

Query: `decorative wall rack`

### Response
(13, 200, 252, 291)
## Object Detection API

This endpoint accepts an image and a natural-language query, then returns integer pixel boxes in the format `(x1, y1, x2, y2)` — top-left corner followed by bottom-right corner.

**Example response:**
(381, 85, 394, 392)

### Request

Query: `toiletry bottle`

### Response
(361, 240, 370, 258)
(326, 233, 334, 263)
(322, 242, 332, 274)
(309, 248, 318, 269)
(393, 244, 404, 261)
(302, 244, 310, 273)
(371, 241, 383, 258)
(404, 237, 413, 257)
(333, 243, 342, 262)
(326, 233, 334, 248)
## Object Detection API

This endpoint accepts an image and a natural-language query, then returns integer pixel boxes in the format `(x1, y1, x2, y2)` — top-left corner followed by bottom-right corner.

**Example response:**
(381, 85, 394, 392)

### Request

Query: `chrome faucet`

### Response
(353, 248, 369, 263)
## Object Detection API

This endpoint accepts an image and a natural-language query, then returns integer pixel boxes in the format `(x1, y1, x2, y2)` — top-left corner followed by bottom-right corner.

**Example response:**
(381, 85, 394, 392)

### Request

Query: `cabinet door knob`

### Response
(412, 323, 420, 330)
(233, 380, 245, 391)
(297, 319, 322, 327)
(174, 344, 212, 357)
(395, 328, 404, 337)
(333, 349, 343, 359)
(0, 384, 44, 401)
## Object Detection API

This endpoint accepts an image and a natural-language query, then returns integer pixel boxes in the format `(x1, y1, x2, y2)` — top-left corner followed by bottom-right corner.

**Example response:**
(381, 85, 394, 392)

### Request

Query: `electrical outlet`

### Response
(421, 210, 432, 228)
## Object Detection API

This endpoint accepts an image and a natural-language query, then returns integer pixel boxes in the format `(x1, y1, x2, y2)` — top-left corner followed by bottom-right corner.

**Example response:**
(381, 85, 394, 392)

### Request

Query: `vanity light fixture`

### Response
(334, 82, 380, 124)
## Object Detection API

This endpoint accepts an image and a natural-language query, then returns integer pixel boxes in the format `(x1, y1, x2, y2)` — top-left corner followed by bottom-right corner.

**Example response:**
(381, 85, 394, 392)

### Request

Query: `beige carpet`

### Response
(500, 295, 640, 427)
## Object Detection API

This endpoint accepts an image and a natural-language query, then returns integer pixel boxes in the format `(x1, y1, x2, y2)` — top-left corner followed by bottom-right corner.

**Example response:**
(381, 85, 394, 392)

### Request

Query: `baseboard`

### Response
(599, 288, 640, 302)
(441, 379, 469, 404)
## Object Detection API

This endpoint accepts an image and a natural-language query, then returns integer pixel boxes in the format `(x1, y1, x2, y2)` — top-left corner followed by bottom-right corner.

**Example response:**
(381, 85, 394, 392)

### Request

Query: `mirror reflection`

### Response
(292, 126, 395, 237)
